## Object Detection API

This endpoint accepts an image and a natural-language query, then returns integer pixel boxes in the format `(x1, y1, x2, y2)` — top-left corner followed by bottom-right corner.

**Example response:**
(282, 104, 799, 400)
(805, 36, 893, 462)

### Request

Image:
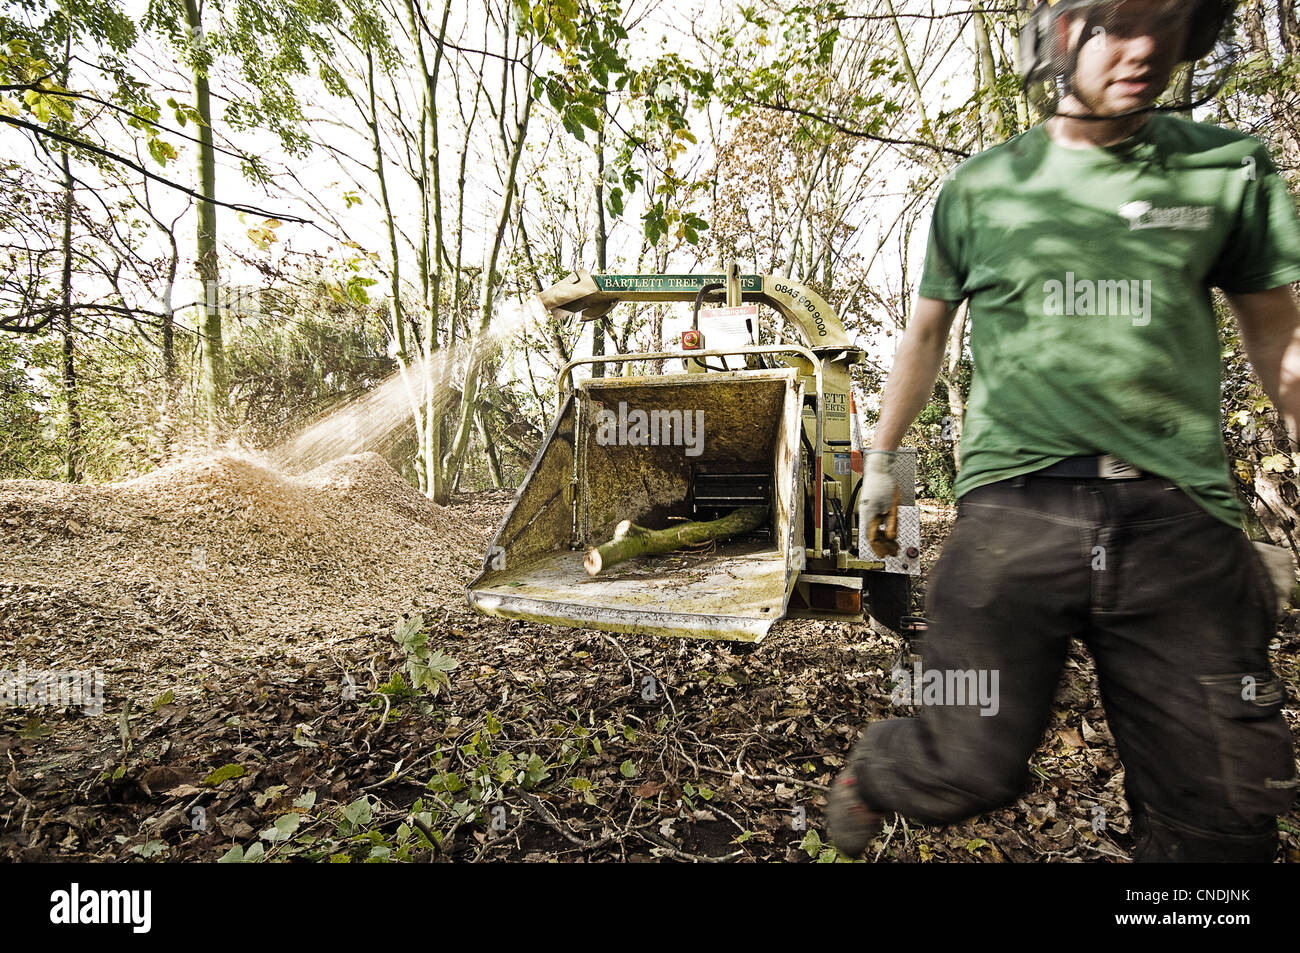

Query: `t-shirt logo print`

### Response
(1118, 200, 1213, 231)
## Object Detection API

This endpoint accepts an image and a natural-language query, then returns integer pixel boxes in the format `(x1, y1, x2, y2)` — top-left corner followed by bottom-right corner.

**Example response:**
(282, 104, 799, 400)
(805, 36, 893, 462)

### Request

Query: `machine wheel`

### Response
(865, 572, 911, 639)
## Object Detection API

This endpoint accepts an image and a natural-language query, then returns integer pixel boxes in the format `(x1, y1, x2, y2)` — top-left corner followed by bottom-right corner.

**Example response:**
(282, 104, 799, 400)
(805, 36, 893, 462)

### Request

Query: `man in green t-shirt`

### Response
(828, 0, 1300, 861)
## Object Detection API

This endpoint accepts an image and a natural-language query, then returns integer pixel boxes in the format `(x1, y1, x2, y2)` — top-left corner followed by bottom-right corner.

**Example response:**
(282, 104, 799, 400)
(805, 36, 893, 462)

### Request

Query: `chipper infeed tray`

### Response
(467, 369, 805, 641)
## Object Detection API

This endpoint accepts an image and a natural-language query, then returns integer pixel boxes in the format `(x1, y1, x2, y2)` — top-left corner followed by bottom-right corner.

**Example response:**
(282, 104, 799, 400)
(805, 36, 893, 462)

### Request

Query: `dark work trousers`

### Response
(851, 472, 1299, 862)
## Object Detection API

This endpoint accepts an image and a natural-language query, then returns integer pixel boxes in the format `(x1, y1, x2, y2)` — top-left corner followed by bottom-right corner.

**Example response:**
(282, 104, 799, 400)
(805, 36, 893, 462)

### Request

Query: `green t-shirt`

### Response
(918, 115, 1300, 527)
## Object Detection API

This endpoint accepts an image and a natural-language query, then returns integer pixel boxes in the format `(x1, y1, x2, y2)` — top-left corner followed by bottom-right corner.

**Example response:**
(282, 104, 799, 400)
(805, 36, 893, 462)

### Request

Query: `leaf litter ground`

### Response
(2, 452, 1297, 862)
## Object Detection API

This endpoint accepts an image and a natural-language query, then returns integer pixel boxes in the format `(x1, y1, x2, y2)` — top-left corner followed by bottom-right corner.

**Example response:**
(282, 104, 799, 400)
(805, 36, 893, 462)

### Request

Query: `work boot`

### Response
(825, 768, 886, 857)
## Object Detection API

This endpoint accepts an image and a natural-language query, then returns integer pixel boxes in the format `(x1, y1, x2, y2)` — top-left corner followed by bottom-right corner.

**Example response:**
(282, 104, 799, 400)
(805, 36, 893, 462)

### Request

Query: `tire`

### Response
(865, 572, 910, 638)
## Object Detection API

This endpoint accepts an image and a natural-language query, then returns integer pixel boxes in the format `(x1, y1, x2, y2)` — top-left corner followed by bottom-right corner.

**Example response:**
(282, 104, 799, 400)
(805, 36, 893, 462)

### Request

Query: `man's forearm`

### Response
(1273, 328, 1300, 442)
(1230, 286, 1300, 444)
(872, 301, 958, 451)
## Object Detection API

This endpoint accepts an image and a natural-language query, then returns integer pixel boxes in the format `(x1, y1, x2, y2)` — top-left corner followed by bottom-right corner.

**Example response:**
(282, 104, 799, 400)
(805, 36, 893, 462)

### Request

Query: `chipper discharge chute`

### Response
(467, 266, 921, 643)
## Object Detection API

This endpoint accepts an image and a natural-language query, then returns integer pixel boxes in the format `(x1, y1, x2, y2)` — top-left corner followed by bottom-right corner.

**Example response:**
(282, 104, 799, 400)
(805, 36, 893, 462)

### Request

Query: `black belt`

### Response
(1031, 454, 1147, 480)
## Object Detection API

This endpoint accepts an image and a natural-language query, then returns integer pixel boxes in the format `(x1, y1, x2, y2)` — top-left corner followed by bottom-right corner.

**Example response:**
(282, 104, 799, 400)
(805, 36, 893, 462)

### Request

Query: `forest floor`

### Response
(2, 450, 1298, 863)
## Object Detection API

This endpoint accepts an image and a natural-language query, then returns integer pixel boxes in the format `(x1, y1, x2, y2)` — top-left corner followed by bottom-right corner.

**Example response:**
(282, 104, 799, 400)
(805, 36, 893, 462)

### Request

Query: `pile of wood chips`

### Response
(0, 452, 485, 702)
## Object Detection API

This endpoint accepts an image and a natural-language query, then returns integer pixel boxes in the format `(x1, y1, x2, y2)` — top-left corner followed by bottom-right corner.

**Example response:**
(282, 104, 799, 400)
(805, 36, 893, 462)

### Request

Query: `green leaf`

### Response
(202, 763, 247, 787)
(342, 797, 372, 828)
(545, 78, 565, 112)
(130, 839, 168, 858)
(562, 109, 586, 142)
(260, 812, 301, 843)
(254, 784, 288, 808)
(393, 614, 424, 648)
(219, 842, 265, 863)
(345, 274, 376, 304)
(146, 136, 177, 166)
(800, 829, 823, 857)
(293, 791, 317, 810)
(428, 771, 465, 794)
(571, 103, 600, 131)
(569, 777, 597, 805)
(521, 754, 550, 788)
(1261, 453, 1291, 473)
(18, 716, 51, 739)
(619, 759, 637, 779)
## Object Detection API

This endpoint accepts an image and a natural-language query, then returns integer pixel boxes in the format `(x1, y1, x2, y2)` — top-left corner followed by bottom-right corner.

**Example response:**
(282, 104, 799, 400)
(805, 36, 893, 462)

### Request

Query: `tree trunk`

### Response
(440, 45, 534, 500)
(367, 48, 407, 361)
(452, 74, 481, 348)
(592, 120, 607, 376)
(477, 405, 503, 488)
(584, 505, 769, 575)
(884, 0, 930, 133)
(425, 0, 452, 503)
(404, 0, 452, 502)
(183, 0, 225, 439)
(161, 241, 177, 387)
(973, 6, 1007, 140)
(1281, 0, 1300, 54)
(58, 32, 80, 483)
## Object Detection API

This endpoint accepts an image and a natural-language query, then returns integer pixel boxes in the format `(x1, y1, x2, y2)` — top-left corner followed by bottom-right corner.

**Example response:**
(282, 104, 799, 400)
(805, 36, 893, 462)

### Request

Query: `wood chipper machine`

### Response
(466, 265, 921, 644)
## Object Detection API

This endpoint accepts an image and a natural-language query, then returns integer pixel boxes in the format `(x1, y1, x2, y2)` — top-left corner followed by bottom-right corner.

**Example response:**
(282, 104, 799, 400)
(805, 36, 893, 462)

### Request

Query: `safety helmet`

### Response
(1018, 0, 1238, 118)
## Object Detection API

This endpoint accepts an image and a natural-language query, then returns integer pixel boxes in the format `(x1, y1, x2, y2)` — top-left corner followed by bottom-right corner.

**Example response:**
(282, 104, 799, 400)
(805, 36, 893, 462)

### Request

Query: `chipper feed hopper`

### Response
(467, 265, 920, 643)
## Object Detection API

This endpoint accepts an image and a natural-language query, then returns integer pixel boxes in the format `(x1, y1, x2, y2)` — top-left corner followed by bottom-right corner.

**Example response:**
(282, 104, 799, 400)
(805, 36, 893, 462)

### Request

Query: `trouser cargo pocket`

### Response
(1197, 673, 1299, 823)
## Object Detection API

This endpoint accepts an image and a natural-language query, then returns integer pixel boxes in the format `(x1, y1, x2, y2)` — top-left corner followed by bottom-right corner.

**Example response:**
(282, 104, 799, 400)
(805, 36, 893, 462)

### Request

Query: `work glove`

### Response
(859, 450, 901, 557)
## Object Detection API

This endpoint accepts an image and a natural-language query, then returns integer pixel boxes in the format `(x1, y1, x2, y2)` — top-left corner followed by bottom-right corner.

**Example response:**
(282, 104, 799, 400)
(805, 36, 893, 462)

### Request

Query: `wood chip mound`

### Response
(0, 451, 487, 663)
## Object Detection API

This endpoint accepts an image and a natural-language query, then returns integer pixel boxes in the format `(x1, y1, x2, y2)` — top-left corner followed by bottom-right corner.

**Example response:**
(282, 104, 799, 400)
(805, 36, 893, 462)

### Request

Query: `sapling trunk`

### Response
(584, 505, 768, 576)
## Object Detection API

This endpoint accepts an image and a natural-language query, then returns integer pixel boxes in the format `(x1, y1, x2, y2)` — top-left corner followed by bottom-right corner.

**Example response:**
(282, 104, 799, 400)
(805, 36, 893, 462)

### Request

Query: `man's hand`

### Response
(859, 450, 899, 523)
